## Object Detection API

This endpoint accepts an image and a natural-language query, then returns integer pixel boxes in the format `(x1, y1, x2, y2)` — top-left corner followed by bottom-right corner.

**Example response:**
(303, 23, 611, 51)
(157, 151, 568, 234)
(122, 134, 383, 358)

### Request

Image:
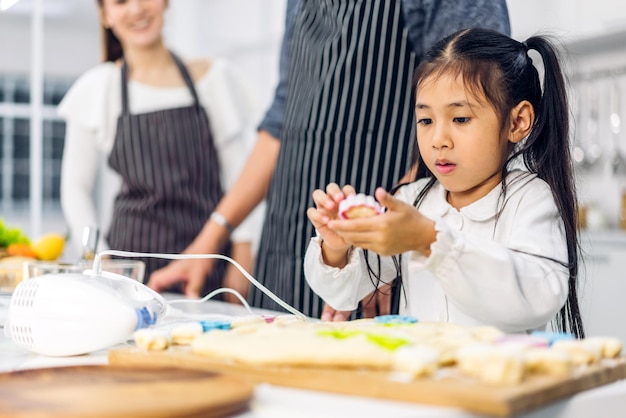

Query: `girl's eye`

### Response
(453, 117, 471, 124)
(417, 118, 432, 126)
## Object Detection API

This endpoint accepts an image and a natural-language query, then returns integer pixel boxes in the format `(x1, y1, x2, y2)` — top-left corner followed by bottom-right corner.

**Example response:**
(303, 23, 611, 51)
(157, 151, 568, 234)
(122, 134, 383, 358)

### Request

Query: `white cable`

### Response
(93, 250, 307, 319)
(158, 304, 236, 325)
(168, 288, 255, 315)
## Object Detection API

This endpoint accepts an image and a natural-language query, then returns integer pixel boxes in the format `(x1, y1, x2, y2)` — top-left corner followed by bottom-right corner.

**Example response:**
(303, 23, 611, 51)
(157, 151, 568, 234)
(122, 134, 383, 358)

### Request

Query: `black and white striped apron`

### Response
(107, 53, 228, 290)
(250, 0, 417, 317)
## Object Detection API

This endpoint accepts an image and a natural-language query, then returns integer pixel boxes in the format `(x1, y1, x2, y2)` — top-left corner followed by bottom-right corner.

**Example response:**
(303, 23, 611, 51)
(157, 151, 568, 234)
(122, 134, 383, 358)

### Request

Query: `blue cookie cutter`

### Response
(374, 314, 418, 325)
(530, 331, 575, 346)
(199, 319, 231, 332)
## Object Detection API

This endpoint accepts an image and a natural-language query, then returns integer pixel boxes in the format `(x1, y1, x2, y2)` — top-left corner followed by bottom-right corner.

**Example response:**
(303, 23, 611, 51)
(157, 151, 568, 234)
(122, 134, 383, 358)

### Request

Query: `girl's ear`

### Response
(508, 100, 534, 143)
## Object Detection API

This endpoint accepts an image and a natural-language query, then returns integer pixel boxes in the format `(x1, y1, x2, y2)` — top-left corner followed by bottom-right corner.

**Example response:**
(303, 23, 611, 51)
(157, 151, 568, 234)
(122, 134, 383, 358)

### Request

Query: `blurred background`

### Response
(1, 0, 626, 244)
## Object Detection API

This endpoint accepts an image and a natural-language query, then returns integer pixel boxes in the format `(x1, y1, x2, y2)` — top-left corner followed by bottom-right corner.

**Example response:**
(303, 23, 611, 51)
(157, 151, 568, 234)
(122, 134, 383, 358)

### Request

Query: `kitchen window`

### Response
(0, 73, 71, 236)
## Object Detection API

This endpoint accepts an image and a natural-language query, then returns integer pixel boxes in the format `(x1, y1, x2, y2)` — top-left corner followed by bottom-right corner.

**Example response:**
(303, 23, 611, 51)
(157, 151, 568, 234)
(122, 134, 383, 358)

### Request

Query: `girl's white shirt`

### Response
(58, 58, 265, 254)
(304, 170, 570, 334)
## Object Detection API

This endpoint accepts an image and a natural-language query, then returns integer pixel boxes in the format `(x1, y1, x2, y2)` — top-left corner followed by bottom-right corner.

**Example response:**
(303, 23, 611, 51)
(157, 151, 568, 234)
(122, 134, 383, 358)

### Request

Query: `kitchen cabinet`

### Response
(579, 230, 626, 343)
(564, 27, 626, 230)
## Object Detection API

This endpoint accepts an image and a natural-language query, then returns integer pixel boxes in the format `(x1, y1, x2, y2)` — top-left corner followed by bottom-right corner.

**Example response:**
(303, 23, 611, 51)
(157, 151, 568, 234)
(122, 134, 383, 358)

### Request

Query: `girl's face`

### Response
(100, 0, 166, 52)
(415, 73, 511, 209)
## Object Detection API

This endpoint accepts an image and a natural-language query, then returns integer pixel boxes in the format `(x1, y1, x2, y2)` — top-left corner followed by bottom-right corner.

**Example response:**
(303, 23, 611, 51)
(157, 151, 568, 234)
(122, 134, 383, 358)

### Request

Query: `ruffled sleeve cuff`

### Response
(304, 237, 363, 311)
(309, 237, 360, 274)
(410, 218, 462, 275)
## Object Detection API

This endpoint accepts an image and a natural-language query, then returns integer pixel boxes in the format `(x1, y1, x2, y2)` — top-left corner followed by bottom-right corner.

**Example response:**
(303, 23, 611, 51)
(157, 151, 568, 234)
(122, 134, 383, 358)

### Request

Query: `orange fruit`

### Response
(7, 243, 37, 258)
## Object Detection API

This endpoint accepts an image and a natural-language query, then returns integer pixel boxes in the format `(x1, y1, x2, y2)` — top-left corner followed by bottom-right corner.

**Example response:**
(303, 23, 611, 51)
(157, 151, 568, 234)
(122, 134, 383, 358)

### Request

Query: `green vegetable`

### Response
(0, 219, 31, 247)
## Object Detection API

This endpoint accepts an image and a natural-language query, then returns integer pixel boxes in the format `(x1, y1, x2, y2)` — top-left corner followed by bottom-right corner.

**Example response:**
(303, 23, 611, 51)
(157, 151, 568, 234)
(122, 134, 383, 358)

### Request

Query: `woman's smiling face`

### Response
(101, 0, 166, 51)
(415, 73, 511, 209)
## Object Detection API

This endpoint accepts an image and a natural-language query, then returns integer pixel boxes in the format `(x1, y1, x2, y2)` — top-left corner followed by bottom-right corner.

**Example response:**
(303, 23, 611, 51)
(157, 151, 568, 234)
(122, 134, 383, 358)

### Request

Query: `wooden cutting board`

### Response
(108, 346, 626, 417)
(0, 365, 253, 418)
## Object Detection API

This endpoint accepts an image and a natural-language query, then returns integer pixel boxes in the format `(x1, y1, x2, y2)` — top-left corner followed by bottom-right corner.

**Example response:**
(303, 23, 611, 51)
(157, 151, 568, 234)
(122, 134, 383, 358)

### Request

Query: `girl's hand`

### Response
(328, 187, 436, 256)
(308, 183, 360, 267)
(307, 183, 355, 251)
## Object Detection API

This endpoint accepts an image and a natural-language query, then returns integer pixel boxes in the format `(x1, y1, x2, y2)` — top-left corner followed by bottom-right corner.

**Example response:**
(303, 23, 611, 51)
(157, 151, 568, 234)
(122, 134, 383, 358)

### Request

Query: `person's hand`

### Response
(320, 284, 392, 321)
(361, 283, 392, 317)
(320, 304, 352, 321)
(147, 257, 214, 298)
(328, 187, 436, 256)
(307, 183, 355, 253)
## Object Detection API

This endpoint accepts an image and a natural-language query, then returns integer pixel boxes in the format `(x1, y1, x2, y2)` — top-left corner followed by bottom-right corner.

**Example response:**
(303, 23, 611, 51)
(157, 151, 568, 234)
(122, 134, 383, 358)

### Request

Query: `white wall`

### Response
(0, 0, 286, 110)
(164, 0, 287, 116)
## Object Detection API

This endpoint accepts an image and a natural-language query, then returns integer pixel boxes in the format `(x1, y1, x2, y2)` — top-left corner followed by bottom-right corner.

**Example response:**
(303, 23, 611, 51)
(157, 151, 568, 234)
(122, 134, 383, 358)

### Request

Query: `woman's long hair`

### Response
(96, 0, 123, 62)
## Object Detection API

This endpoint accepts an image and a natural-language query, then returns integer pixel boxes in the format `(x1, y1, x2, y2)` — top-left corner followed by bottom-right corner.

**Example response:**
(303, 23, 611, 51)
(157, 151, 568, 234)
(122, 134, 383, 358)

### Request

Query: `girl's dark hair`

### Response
(382, 28, 584, 338)
(96, 0, 123, 62)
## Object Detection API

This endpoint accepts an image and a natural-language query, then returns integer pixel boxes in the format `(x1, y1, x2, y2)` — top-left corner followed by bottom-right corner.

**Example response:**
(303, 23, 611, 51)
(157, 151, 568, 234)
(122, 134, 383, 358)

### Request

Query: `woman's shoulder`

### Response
(184, 57, 212, 83)
(194, 57, 261, 140)
(59, 63, 118, 112)
(184, 56, 242, 84)
(58, 62, 119, 128)
(67, 62, 118, 93)
(194, 57, 245, 86)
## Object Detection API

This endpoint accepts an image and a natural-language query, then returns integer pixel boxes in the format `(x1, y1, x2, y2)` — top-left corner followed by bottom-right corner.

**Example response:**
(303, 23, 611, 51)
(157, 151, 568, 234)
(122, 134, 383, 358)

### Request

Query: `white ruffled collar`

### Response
(423, 170, 536, 222)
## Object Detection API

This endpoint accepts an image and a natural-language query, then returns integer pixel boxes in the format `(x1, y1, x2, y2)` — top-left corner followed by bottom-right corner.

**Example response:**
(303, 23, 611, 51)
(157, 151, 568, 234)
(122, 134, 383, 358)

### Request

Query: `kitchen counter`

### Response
(1, 293, 626, 418)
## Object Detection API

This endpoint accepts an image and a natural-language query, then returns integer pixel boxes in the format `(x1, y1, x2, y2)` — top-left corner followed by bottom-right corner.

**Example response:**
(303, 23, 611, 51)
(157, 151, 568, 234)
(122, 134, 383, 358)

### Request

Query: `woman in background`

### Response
(59, 0, 263, 301)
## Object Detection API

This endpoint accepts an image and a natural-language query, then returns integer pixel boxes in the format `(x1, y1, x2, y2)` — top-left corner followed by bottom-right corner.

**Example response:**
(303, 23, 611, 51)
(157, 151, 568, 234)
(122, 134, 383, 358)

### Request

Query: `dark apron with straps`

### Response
(107, 52, 228, 292)
(250, 0, 417, 317)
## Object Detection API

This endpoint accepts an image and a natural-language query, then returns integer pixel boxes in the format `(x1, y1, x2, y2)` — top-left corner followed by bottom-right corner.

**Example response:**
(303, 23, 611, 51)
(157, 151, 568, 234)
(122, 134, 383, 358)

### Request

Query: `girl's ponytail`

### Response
(524, 36, 584, 338)
(523, 36, 569, 172)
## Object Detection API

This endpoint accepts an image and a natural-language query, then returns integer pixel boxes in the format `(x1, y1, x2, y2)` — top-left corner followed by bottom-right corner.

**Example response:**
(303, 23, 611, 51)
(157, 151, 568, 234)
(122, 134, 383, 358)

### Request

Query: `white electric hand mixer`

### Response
(4, 251, 305, 357)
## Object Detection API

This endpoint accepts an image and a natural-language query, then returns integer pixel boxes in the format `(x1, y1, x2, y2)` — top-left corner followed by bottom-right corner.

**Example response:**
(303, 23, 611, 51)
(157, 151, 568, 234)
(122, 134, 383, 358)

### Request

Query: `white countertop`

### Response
(1, 292, 626, 418)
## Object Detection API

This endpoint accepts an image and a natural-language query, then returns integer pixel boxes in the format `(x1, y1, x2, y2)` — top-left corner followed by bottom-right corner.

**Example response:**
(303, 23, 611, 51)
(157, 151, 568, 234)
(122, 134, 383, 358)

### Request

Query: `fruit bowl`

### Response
(0, 259, 146, 293)
(25, 259, 146, 283)
(0, 257, 30, 292)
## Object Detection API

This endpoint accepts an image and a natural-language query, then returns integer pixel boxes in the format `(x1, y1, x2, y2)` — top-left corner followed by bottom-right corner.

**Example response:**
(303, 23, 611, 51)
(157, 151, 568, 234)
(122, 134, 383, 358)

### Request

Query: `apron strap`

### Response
(119, 51, 201, 115)
(169, 52, 201, 108)
(120, 60, 131, 116)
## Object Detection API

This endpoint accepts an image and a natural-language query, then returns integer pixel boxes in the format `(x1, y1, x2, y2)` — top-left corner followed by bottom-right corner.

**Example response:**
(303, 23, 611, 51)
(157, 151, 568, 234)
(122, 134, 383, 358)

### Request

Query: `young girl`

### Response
(304, 28, 584, 338)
